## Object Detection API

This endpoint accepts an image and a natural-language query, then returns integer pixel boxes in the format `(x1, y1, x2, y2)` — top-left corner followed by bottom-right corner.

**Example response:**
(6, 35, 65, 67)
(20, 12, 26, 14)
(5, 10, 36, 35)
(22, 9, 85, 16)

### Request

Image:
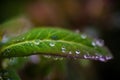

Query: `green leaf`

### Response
(0, 27, 113, 62)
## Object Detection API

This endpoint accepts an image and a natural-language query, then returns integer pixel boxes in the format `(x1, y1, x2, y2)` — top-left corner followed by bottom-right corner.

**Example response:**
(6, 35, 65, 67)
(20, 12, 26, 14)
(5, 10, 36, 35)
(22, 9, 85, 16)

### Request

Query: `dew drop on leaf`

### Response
(49, 42, 55, 47)
(92, 41, 96, 46)
(95, 39, 104, 47)
(61, 47, 66, 53)
(99, 57, 106, 62)
(81, 34, 87, 39)
(75, 50, 80, 54)
(106, 56, 112, 60)
(34, 40, 40, 45)
(83, 55, 88, 59)
(92, 39, 104, 47)
(95, 56, 99, 59)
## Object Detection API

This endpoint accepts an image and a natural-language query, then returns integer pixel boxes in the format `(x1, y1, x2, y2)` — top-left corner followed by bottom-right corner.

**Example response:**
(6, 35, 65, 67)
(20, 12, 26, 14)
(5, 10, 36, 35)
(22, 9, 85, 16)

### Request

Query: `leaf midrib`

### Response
(1, 39, 96, 54)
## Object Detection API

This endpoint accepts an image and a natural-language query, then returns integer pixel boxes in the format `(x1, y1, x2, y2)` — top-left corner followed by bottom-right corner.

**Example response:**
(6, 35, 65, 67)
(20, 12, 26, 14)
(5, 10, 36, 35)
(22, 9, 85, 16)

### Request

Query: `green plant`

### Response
(0, 18, 113, 80)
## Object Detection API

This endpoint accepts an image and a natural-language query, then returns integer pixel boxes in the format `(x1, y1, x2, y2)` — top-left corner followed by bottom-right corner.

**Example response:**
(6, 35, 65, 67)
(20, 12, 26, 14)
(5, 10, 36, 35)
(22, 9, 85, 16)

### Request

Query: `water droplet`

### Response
(84, 55, 88, 59)
(69, 51, 72, 54)
(95, 39, 104, 47)
(61, 47, 66, 53)
(92, 41, 96, 46)
(81, 34, 87, 39)
(106, 56, 112, 60)
(84, 54, 91, 59)
(83, 52, 92, 59)
(49, 42, 55, 47)
(95, 53, 107, 62)
(34, 40, 40, 45)
(95, 55, 106, 62)
(95, 56, 99, 59)
(75, 50, 80, 54)
(99, 57, 106, 62)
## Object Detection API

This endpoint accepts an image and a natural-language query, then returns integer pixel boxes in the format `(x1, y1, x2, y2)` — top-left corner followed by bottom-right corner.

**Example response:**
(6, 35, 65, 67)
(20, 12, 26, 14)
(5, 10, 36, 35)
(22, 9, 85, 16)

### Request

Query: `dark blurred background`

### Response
(0, 0, 120, 80)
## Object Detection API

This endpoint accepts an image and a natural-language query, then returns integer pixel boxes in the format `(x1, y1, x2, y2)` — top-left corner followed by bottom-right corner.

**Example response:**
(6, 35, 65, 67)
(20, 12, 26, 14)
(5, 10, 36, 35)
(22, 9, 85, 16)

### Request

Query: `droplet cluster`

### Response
(92, 39, 104, 47)
(82, 53, 112, 62)
(61, 47, 66, 53)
